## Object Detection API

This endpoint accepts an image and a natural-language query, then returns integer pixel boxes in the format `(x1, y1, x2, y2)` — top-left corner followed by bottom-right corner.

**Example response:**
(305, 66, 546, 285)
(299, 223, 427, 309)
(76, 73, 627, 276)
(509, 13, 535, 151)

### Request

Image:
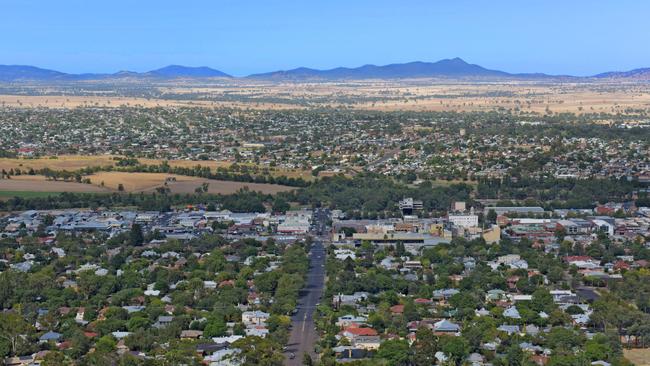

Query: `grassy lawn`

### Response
(624, 348, 650, 365)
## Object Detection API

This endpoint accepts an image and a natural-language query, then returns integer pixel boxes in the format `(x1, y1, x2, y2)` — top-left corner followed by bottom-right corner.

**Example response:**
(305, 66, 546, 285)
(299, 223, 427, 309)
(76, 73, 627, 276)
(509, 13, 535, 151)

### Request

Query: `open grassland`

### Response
(0, 94, 301, 110)
(624, 349, 650, 365)
(2, 80, 650, 114)
(86, 172, 295, 194)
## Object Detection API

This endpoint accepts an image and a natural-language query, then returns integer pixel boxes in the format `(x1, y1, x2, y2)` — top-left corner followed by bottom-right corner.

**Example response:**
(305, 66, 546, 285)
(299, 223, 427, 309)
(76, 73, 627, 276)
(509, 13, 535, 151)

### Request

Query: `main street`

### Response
(284, 209, 329, 365)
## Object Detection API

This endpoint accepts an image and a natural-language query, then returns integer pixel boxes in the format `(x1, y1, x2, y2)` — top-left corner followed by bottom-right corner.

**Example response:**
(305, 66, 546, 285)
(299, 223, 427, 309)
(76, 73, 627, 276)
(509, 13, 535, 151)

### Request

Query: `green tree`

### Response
(411, 327, 438, 366)
(231, 336, 284, 366)
(439, 336, 469, 366)
(376, 339, 411, 365)
(129, 223, 144, 246)
(0, 312, 31, 356)
(204, 316, 227, 337)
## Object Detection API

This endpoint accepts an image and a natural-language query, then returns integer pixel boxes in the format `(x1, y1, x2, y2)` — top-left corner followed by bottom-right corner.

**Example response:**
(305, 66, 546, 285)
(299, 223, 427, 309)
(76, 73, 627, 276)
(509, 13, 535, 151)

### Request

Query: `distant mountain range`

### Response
(248, 58, 513, 79)
(593, 67, 650, 80)
(0, 64, 232, 82)
(1, 58, 649, 81)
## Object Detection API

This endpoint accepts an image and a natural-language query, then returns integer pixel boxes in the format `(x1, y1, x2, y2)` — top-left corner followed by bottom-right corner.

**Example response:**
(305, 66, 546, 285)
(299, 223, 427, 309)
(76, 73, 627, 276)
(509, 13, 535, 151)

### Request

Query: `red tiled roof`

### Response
(390, 304, 405, 314)
(343, 327, 378, 336)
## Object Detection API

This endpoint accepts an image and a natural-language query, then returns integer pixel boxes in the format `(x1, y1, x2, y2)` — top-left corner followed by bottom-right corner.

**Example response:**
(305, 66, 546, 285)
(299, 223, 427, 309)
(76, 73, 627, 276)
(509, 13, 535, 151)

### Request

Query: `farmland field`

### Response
(0, 175, 112, 193)
(86, 172, 295, 194)
(0, 155, 312, 180)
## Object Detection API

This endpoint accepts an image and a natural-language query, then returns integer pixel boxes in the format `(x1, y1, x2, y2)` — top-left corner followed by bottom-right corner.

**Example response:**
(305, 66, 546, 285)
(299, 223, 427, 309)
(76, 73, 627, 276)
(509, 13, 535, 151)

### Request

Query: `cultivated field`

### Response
(0, 175, 111, 194)
(86, 172, 295, 194)
(0, 155, 118, 171)
(0, 155, 311, 180)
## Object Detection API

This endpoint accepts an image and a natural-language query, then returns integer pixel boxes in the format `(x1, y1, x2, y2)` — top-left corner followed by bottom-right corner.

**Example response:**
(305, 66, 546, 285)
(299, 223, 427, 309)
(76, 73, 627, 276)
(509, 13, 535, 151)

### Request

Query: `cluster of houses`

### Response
(1, 207, 314, 244)
(325, 244, 625, 365)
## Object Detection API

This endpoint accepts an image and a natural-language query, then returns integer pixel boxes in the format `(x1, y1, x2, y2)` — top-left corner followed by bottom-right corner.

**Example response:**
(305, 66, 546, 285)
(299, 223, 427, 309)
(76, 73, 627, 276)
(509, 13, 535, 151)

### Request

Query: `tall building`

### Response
(399, 198, 423, 216)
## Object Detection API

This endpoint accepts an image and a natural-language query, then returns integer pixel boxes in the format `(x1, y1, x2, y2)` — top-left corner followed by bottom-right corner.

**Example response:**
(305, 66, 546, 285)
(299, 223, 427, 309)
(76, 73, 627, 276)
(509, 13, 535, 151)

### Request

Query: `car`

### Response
(289, 353, 295, 359)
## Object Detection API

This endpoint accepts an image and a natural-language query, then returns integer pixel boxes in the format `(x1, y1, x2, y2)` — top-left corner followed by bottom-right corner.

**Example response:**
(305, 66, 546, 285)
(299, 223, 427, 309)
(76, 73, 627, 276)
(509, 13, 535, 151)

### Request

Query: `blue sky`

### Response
(2, 0, 648, 76)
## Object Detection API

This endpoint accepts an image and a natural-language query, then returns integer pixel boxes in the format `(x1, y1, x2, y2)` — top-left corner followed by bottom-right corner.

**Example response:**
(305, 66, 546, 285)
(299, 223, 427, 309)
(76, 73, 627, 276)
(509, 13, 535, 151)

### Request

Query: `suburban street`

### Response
(284, 210, 329, 365)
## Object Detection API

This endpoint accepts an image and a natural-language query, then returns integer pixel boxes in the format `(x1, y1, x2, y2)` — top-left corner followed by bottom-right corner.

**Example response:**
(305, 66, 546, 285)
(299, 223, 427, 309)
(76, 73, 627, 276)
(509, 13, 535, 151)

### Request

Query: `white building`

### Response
(448, 213, 479, 228)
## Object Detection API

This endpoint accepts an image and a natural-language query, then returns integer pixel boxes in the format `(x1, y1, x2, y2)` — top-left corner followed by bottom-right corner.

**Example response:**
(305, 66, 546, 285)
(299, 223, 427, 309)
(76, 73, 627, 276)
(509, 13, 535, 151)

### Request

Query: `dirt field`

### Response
(0, 175, 112, 193)
(86, 172, 294, 194)
(624, 349, 650, 365)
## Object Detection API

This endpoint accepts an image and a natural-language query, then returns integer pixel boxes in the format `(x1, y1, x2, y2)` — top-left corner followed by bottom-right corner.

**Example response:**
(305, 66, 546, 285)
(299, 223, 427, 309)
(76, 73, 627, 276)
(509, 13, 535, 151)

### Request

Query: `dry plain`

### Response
(2, 79, 650, 113)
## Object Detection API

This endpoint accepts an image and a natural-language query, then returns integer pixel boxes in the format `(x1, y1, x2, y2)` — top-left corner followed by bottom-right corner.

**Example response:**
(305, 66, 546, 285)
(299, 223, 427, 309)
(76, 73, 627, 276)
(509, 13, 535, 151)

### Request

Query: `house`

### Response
(153, 315, 174, 329)
(486, 289, 507, 302)
(242, 310, 270, 326)
(468, 353, 485, 366)
(332, 346, 374, 361)
(504, 306, 522, 319)
(75, 307, 88, 325)
(433, 288, 460, 300)
(525, 324, 540, 336)
(340, 326, 378, 342)
(4, 355, 36, 366)
(336, 314, 368, 328)
(333, 292, 369, 308)
(335, 249, 356, 260)
(390, 304, 404, 315)
(433, 319, 461, 335)
(497, 325, 520, 335)
(39, 331, 63, 343)
(352, 335, 382, 350)
(180, 330, 203, 339)
(245, 326, 269, 338)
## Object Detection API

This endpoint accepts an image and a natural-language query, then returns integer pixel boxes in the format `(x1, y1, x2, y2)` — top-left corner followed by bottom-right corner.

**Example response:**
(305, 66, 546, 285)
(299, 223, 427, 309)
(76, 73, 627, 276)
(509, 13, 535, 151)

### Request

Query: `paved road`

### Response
(285, 240, 326, 365)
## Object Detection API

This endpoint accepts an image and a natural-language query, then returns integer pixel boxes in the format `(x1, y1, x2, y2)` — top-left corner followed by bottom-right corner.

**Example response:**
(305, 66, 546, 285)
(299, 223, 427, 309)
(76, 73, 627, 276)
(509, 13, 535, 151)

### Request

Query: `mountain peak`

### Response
(148, 65, 231, 78)
(248, 58, 507, 80)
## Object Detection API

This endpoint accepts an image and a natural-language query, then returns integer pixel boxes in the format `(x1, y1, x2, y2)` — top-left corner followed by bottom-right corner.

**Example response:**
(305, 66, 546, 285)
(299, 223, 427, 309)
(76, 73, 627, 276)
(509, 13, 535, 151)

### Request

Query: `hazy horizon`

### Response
(3, 0, 650, 76)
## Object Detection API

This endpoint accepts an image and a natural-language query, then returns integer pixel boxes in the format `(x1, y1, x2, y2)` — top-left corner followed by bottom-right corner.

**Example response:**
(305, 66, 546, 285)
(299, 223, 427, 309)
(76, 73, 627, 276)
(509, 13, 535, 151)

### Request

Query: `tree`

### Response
(231, 336, 284, 366)
(302, 353, 313, 366)
(487, 209, 497, 224)
(403, 298, 419, 322)
(0, 312, 31, 356)
(411, 327, 438, 366)
(439, 336, 469, 366)
(505, 344, 527, 366)
(205, 249, 227, 273)
(376, 339, 411, 365)
(204, 316, 227, 337)
(272, 198, 290, 213)
(129, 223, 144, 246)
(95, 335, 117, 353)
(42, 351, 69, 366)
